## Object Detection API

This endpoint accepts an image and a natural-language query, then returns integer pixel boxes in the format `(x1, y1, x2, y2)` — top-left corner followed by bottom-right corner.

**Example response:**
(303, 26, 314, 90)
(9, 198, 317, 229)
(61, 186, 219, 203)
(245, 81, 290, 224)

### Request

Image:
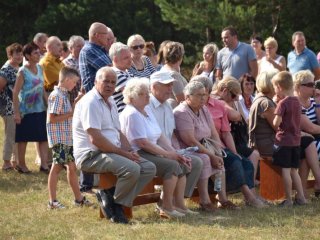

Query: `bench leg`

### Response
(260, 160, 285, 200)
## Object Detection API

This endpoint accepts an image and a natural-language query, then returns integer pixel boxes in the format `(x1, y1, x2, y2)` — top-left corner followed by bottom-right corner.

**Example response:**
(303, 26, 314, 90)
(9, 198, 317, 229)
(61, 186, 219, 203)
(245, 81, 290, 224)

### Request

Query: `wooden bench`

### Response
(98, 173, 216, 219)
(259, 157, 315, 200)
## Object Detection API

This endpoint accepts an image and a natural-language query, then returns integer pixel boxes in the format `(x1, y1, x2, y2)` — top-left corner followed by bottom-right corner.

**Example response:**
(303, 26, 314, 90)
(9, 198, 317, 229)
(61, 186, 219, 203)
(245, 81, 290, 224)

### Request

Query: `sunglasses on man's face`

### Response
(301, 82, 315, 88)
(131, 44, 145, 50)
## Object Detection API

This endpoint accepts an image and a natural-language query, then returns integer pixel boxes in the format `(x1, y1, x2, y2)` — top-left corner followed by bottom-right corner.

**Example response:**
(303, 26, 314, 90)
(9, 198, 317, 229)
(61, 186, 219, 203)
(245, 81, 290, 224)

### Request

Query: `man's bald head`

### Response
(46, 36, 62, 58)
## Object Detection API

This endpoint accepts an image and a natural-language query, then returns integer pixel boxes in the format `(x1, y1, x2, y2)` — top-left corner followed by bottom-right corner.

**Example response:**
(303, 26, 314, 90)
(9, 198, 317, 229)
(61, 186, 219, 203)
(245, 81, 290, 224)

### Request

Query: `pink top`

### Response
(206, 97, 231, 138)
(173, 102, 212, 148)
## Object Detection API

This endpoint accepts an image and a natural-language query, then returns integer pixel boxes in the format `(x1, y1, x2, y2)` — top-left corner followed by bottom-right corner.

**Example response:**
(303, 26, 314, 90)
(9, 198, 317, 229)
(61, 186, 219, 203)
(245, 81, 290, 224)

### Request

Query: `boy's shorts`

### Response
(52, 143, 75, 165)
(272, 145, 300, 168)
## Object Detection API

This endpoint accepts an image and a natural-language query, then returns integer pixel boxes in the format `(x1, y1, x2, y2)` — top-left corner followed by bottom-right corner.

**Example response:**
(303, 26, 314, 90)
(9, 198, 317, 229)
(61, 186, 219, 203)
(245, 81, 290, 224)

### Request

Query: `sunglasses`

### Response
(131, 44, 145, 50)
(301, 82, 315, 88)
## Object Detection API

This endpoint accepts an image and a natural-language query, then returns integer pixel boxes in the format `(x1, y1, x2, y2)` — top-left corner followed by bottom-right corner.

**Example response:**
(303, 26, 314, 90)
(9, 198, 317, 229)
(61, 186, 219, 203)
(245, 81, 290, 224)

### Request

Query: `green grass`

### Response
(1, 121, 320, 239)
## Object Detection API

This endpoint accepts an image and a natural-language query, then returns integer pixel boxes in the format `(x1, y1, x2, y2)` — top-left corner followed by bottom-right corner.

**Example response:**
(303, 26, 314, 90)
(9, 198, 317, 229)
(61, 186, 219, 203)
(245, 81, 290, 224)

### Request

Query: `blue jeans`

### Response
(223, 149, 254, 193)
(79, 171, 94, 192)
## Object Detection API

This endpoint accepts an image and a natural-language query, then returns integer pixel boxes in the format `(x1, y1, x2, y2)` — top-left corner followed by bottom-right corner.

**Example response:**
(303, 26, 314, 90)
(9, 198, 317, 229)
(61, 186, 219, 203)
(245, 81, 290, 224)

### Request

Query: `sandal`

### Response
(218, 200, 240, 210)
(199, 202, 217, 213)
(314, 190, 320, 198)
(15, 166, 31, 174)
(2, 166, 14, 172)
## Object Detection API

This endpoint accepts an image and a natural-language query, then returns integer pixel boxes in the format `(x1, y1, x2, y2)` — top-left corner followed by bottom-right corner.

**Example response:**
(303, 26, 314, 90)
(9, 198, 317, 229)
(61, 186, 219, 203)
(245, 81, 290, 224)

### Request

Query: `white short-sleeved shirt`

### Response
(72, 87, 121, 163)
(148, 94, 175, 140)
(119, 104, 162, 151)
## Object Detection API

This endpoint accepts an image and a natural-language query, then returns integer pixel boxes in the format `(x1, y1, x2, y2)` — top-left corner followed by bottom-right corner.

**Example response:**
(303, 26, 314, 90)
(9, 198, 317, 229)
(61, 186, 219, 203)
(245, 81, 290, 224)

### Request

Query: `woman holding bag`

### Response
(174, 81, 265, 209)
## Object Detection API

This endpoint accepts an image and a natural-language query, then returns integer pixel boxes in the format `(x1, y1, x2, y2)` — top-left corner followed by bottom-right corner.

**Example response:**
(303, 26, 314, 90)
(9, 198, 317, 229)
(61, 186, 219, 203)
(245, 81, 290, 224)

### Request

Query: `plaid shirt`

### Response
(79, 42, 112, 93)
(46, 86, 73, 147)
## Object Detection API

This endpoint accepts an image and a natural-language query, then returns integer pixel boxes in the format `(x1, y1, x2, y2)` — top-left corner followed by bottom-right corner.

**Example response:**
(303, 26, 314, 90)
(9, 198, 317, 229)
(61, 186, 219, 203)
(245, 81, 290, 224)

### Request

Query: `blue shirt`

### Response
(216, 42, 256, 79)
(287, 47, 319, 74)
(79, 42, 112, 93)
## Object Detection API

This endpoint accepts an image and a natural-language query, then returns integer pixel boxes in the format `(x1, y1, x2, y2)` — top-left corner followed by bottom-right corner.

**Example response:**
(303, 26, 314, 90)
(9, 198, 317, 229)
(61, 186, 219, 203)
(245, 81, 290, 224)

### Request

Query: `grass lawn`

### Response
(1, 121, 320, 239)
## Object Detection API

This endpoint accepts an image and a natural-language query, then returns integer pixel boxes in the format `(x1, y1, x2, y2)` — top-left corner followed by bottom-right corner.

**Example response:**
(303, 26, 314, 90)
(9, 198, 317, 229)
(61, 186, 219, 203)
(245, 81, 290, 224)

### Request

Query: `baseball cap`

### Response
(150, 70, 175, 84)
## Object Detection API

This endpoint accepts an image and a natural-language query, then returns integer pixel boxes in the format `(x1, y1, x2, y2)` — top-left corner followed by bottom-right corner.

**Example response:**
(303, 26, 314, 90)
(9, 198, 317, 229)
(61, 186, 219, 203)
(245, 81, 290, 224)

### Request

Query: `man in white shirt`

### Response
(148, 71, 203, 198)
(73, 66, 156, 224)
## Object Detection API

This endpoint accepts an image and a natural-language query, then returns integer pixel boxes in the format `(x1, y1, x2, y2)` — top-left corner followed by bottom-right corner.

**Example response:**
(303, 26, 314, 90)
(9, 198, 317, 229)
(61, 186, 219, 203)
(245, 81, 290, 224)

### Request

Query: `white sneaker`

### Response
(48, 200, 66, 209)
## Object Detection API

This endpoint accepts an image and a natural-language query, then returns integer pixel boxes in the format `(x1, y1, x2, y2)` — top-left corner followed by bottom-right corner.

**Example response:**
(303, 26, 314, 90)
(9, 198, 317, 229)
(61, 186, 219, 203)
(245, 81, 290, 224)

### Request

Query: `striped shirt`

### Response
(302, 98, 320, 157)
(79, 42, 112, 92)
(302, 98, 317, 123)
(46, 86, 73, 147)
(128, 56, 155, 78)
(112, 67, 133, 113)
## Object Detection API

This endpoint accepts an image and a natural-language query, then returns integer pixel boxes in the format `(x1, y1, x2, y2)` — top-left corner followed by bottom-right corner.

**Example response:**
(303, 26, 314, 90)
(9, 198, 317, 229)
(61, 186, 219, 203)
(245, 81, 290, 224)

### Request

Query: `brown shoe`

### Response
(218, 200, 240, 210)
(199, 202, 217, 213)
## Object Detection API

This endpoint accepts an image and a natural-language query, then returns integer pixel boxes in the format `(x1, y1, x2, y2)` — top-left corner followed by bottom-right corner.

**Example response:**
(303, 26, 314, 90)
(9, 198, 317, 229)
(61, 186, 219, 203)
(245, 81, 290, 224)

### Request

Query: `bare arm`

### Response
(221, 131, 237, 154)
(273, 115, 282, 129)
(300, 114, 320, 134)
(313, 67, 320, 80)
(48, 112, 72, 123)
(12, 71, 24, 124)
(249, 59, 258, 78)
(86, 128, 139, 161)
(225, 104, 242, 122)
(215, 69, 222, 81)
(175, 93, 185, 104)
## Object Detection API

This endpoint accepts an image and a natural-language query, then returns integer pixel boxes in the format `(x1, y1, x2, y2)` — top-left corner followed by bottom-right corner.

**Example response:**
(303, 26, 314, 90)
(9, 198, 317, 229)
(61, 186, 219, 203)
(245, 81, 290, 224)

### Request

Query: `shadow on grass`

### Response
(0, 170, 68, 193)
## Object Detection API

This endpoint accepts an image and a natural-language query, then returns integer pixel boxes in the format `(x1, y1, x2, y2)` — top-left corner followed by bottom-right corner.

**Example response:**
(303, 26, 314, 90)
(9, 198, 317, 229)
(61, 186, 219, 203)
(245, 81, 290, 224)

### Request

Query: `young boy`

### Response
(272, 71, 307, 206)
(47, 66, 92, 209)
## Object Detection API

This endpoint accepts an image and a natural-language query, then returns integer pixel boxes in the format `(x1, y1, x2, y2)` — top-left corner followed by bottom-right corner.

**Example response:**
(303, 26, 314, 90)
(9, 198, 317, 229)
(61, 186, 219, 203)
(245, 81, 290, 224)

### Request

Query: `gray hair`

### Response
(33, 33, 48, 44)
(292, 31, 305, 42)
(123, 78, 150, 104)
(68, 35, 85, 49)
(127, 34, 145, 47)
(183, 81, 205, 96)
(109, 42, 130, 60)
(190, 75, 213, 93)
(95, 66, 117, 82)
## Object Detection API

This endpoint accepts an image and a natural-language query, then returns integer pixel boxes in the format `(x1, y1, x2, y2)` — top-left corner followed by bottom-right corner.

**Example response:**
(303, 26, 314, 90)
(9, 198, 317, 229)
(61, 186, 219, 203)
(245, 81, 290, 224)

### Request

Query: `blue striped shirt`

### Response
(79, 42, 112, 92)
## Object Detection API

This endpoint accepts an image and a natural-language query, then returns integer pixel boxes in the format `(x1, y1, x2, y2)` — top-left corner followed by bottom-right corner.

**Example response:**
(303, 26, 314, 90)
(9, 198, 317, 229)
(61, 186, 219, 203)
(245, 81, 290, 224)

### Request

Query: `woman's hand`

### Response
(209, 154, 224, 169)
(14, 111, 21, 124)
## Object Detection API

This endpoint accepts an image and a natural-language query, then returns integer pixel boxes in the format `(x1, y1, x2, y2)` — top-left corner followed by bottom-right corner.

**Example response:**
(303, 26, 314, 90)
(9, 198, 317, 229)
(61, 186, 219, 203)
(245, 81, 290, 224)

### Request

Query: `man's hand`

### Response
(124, 151, 140, 163)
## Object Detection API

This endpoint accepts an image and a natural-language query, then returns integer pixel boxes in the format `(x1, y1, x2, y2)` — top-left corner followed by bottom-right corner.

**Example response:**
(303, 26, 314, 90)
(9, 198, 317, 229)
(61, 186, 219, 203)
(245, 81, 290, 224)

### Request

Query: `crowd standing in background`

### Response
(2, 21, 320, 224)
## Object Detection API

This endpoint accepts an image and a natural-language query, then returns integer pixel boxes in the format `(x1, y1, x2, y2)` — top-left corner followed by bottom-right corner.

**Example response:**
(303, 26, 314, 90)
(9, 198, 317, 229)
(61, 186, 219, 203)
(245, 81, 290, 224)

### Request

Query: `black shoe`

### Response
(112, 203, 129, 224)
(96, 190, 114, 219)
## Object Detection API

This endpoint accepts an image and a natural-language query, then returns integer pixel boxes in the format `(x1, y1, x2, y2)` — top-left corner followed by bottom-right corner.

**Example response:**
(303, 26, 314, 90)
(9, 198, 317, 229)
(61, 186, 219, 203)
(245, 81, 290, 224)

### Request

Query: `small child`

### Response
(272, 71, 307, 206)
(47, 66, 92, 209)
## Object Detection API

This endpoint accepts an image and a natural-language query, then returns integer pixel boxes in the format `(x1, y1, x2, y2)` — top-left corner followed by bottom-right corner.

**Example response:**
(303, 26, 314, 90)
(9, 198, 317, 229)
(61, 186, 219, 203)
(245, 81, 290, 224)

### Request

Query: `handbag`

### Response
(201, 137, 227, 158)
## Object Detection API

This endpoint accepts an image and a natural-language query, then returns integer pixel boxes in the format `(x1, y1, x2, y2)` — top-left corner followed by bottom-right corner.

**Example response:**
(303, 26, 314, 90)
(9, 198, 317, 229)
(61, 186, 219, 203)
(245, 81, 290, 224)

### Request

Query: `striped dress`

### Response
(302, 98, 320, 158)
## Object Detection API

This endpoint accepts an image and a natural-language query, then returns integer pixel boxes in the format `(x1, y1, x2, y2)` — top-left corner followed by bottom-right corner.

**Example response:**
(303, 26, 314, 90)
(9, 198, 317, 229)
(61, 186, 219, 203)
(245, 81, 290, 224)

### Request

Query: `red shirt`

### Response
(274, 96, 301, 146)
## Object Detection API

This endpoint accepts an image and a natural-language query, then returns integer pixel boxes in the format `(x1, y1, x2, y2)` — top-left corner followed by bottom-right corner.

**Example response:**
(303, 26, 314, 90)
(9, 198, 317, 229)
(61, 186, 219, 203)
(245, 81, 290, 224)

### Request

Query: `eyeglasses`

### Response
(300, 82, 315, 88)
(131, 44, 145, 50)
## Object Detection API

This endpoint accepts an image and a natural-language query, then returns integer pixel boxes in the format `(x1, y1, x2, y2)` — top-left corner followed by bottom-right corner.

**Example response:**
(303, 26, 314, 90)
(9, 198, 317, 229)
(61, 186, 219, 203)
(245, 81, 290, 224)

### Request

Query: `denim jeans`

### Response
(223, 148, 254, 193)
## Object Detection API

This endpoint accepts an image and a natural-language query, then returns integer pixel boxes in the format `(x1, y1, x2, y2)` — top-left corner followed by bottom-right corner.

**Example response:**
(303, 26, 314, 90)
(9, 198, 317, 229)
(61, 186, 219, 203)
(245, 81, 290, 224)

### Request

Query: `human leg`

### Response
(299, 159, 310, 197)
(248, 149, 260, 185)
(38, 141, 49, 170)
(16, 142, 30, 172)
(173, 175, 187, 210)
(184, 154, 203, 198)
(304, 142, 320, 191)
(282, 168, 293, 203)
(132, 158, 156, 197)
(2, 115, 15, 170)
(291, 168, 307, 203)
(48, 164, 63, 202)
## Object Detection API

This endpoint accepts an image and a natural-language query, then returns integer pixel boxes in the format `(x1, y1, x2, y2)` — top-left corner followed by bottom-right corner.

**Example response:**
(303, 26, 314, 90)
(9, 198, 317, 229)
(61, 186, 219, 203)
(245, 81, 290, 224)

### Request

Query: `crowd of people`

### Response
(1, 22, 320, 224)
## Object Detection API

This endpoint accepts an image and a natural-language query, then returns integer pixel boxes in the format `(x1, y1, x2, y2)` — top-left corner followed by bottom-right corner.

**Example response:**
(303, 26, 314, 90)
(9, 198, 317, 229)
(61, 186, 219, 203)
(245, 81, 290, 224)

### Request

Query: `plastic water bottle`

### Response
(176, 146, 199, 155)
(214, 171, 222, 192)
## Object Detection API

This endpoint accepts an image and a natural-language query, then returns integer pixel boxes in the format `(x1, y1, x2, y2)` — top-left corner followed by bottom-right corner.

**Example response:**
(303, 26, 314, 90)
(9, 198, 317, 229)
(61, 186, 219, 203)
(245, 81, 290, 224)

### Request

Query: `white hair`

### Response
(183, 81, 205, 96)
(123, 78, 150, 104)
(68, 35, 85, 49)
(109, 42, 130, 59)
